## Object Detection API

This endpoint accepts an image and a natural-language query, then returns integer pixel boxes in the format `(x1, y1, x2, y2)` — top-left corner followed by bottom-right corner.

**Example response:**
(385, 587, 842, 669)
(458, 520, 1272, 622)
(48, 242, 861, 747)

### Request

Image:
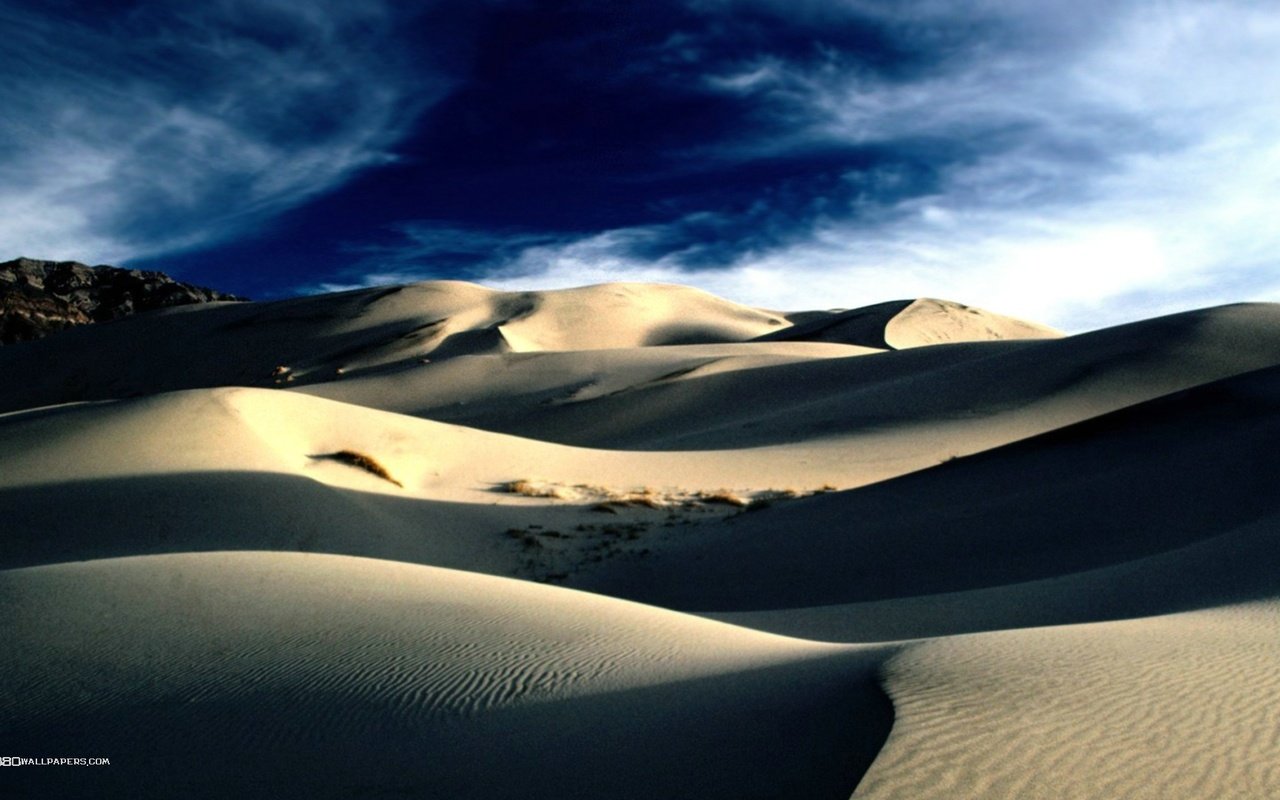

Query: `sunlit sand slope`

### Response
(856, 602, 1280, 800)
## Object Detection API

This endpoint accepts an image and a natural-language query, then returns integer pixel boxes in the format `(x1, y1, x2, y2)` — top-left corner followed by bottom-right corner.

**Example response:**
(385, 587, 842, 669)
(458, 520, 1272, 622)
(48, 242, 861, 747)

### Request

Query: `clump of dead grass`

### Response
(694, 489, 750, 507)
(503, 479, 573, 499)
(313, 450, 403, 487)
(501, 480, 667, 507)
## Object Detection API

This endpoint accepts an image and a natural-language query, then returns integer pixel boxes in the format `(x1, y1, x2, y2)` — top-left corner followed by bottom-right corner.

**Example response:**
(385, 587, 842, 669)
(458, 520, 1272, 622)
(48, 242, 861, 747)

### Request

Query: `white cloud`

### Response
(0, 0, 435, 263)
(454, 0, 1280, 331)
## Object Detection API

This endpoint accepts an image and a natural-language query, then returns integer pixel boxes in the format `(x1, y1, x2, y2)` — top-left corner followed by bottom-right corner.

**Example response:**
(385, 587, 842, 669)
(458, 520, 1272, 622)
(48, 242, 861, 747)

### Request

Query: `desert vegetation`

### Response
(498, 479, 831, 511)
(312, 449, 403, 487)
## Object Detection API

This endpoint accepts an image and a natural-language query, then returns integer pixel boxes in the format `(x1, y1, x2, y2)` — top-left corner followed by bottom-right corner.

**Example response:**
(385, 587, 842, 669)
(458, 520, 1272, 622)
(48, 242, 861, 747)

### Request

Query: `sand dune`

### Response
(0, 281, 1060, 418)
(857, 601, 1280, 800)
(297, 339, 878, 431)
(0, 281, 793, 414)
(3, 280, 1279, 798)
(308, 303, 1280, 454)
(0, 385, 928, 579)
(760, 297, 1062, 349)
(1, 552, 889, 800)
(576, 362, 1280, 615)
(708, 512, 1280, 642)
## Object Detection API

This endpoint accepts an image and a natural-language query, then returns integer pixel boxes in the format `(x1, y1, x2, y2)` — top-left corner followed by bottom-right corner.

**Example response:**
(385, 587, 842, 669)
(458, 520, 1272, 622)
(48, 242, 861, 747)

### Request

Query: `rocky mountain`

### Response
(0, 257, 245, 344)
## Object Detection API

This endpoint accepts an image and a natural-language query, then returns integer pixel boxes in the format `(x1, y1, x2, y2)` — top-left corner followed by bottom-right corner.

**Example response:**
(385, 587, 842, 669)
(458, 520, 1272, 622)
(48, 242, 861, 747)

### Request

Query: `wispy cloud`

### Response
(0, 0, 436, 263)
(392, 0, 1280, 331)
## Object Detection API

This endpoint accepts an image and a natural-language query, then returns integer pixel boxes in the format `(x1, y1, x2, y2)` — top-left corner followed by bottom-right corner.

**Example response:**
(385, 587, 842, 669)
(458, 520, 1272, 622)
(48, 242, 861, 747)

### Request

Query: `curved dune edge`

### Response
(883, 297, 1063, 348)
(705, 512, 1280, 642)
(754, 297, 1060, 350)
(573, 361, 1280, 611)
(0, 551, 891, 799)
(856, 600, 1280, 800)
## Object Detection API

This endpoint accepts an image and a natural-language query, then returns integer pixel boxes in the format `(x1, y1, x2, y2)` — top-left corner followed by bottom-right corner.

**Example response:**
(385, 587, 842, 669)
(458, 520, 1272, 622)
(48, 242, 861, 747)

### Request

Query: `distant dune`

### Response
(2, 277, 1279, 798)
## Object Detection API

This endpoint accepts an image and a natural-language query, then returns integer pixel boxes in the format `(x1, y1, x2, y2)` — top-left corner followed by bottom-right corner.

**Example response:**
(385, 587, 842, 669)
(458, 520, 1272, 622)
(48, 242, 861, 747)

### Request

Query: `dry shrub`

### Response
(627, 494, 666, 509)
(503, 480, 571, 499)
(695, 489, 750, 507)
(315, 450, 403, 487)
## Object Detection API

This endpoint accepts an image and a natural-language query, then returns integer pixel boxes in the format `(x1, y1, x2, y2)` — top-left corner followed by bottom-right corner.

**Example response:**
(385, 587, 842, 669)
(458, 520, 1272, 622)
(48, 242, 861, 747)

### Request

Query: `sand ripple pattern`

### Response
(856, 601, 1280, 799)
(1, 552, 893, 800)
(0, 552, 826, 733)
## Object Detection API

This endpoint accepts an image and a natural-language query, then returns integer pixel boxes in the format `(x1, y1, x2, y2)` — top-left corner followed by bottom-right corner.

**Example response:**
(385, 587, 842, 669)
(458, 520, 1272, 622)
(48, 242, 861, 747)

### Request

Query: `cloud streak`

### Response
(0, 0, 435, 263)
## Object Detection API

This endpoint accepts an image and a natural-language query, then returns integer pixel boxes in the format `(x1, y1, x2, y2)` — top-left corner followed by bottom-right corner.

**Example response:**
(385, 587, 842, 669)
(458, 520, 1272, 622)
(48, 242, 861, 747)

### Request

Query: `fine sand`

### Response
(2, 280, 1279, 799)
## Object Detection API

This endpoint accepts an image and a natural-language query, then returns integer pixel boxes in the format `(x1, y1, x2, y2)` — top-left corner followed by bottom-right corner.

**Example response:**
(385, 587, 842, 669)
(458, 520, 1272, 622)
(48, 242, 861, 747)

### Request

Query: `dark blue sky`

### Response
(132, 1, 948, 293)
(2, 0, 1278, 329)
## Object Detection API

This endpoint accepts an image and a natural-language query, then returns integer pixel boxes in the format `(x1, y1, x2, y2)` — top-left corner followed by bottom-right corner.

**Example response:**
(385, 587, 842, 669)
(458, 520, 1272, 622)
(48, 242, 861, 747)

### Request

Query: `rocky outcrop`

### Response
(0, 257, 245, 344)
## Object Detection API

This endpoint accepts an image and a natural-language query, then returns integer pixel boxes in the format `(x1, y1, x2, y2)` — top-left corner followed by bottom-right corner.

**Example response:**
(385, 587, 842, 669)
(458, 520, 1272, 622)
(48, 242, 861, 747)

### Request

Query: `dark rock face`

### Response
(0, 257, 246, 344)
